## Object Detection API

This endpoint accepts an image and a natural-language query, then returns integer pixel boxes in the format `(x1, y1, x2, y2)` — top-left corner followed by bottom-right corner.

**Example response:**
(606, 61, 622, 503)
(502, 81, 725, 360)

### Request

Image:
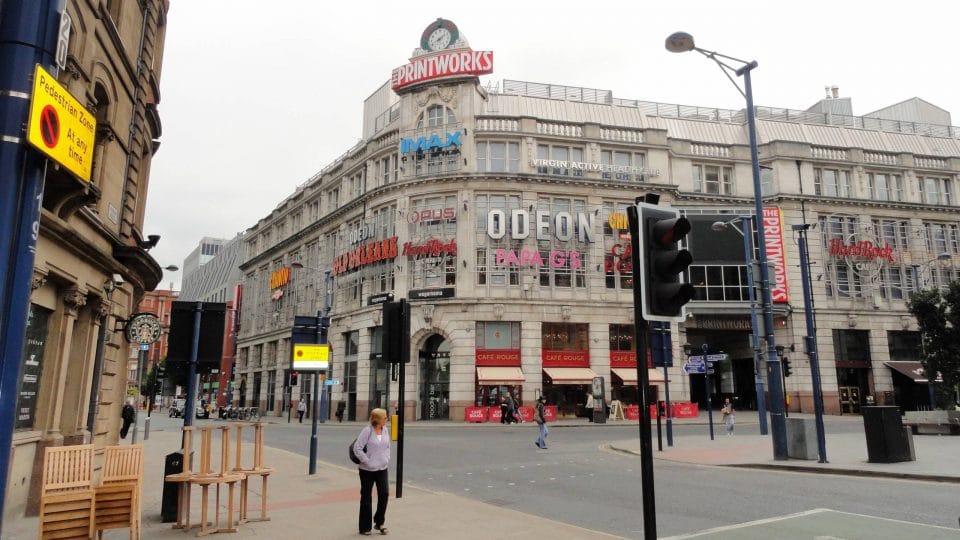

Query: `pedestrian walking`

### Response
(499, 396, 509, 424)
(354, 408, 391, 535)
(722, 398, 735, 435)
(336, 400, 346, 423)
(120, 399, 135, 439)
(297, 400, 306, 423)
(505, 394, 517, 424)
(534, 396, 549, 449)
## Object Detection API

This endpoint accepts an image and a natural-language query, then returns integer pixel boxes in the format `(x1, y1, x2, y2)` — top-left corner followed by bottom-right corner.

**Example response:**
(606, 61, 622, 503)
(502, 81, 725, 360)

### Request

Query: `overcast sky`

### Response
(145, 0, 960, 290)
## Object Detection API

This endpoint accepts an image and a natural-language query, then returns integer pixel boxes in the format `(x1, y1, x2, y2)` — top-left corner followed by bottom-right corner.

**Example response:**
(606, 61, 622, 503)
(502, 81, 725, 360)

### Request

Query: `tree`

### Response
(907, 282, 960, 409)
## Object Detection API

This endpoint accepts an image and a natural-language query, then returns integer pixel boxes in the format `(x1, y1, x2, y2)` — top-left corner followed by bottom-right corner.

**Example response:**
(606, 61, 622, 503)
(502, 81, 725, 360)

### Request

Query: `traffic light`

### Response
(382, 299, 410, 364)
(782, 357, 792, 378)
(289, 371, 298, 386)
(157, 363, 166, 380)
(636, 202, 695, 321)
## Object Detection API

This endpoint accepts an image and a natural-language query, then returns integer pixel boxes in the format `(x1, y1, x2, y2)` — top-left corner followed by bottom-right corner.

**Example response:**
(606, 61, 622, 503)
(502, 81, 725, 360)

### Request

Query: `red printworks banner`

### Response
(475, 349, 521, 367)
(762, 207, 789, 303)
(542, 350, 589, 368)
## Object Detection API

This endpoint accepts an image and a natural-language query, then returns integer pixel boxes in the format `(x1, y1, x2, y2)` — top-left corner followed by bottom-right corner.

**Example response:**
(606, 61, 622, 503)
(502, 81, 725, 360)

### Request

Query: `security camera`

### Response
(112, 273, 124, 287)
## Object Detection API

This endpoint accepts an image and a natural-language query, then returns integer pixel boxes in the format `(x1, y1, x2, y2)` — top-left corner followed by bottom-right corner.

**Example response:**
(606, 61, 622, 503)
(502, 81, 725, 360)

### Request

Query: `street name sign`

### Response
(26, 64, 96, 182)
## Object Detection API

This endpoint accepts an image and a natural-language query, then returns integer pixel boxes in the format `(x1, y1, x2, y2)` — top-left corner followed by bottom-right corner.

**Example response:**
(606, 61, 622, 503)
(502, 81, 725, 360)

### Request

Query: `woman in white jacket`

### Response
(354, 408, 391, 535)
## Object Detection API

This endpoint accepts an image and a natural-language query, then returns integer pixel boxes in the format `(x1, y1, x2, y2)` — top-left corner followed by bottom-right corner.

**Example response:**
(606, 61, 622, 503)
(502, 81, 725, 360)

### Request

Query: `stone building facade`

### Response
(5, 0, 169, 520)
(235, 20, 959, 424)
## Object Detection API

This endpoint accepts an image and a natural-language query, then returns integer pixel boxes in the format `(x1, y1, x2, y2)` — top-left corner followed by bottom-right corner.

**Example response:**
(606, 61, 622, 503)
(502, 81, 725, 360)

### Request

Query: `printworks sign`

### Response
(762, 207, 789, 303)
(391, 19, 493, 92)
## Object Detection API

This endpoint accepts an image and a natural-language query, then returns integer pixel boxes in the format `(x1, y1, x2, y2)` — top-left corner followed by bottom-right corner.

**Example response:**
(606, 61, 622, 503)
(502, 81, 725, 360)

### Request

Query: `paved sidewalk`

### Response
(609, 412, 960, 482)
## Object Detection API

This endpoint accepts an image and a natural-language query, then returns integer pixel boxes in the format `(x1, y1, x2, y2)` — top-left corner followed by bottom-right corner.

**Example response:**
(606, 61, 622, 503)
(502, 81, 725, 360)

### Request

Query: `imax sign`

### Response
(400, 130, 462, 155)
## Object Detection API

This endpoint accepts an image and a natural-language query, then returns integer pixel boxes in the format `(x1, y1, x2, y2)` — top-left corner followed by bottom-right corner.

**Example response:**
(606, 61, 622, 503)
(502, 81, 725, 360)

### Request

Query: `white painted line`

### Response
(661, 508, 830, 539)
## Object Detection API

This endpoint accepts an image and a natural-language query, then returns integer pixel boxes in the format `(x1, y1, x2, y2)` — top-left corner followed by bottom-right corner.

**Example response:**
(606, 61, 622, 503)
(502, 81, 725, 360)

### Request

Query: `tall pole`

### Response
(184, 302, 202, 428)
(703, 343, 714, 440)
(795, 225, 827, 462)
(0, 2, 60, 533)
(740, 64, 788, 460)
(131, 346, 147, 443)
(309, 269, 331, 475)
(627, 205, 656, 540)
(741, 217, 768, 435)
(910, 264, 937, 410)
(660, 323, 673, 447)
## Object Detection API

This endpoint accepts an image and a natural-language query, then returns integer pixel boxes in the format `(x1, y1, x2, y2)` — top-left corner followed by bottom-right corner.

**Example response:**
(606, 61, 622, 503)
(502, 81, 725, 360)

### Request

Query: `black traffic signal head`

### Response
(637, 202, 696, 321)
(382, 299, 410, 364)
(782, 357, 792, 378)
(290, 371, 299, 386)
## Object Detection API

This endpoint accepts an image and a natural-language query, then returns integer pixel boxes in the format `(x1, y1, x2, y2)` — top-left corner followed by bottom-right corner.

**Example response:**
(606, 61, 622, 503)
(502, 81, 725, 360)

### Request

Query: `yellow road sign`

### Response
(26, 64, 96, 182)
(292, 343, 330, 371)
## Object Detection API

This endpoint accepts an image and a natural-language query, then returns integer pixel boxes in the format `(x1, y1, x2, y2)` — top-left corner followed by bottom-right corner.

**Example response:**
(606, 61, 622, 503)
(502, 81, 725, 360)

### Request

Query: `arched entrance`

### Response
(418, 334, 450, 420)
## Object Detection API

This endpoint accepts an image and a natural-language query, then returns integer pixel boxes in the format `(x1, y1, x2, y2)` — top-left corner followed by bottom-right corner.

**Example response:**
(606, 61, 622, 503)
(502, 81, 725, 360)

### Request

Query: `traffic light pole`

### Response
(795, 224, 828, 462)
(627, 205, 656, 540)
(309, 269, 332, 476)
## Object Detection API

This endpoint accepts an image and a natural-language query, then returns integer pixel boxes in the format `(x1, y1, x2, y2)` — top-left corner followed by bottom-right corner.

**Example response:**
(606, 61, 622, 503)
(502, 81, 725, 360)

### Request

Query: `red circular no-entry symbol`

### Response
(39, 105, 59, 149)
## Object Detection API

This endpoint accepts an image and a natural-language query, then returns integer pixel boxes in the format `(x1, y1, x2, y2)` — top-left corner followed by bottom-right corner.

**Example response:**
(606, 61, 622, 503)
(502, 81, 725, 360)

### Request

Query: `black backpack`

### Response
(349, 435, 367, 464)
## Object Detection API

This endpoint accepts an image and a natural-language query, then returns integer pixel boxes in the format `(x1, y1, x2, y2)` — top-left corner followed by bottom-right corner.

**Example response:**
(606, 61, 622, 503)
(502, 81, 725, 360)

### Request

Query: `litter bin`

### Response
(162, 450, 191, 522)
(862, 406, 912, 463)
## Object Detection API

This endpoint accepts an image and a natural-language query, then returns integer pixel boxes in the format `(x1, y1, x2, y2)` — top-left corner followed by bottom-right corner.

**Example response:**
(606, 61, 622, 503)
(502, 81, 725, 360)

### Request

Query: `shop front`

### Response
(541, 322, 592, 417)
(418, 334, 450, 420)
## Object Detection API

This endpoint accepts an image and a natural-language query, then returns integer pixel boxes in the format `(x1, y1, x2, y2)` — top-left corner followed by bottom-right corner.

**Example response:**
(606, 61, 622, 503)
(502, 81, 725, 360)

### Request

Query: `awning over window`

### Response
(476, 367, 525, 386)
(611, 368, 670, 385)
(885, 361, 928, 383)
(542, 367, 598, 385)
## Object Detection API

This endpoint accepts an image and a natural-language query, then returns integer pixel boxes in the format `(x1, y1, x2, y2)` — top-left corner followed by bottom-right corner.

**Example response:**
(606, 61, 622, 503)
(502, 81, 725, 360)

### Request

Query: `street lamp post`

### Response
(667, 32, 788, 459)
(910, 252, 950, 410)
(142, 264, 179, 441)
(712, 216, 768, 435)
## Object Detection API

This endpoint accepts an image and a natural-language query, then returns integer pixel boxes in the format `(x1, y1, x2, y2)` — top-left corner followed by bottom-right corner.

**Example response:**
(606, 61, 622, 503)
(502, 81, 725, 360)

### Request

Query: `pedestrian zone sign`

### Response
(26, 64, 96, 182)
(293, 343, 330, 371)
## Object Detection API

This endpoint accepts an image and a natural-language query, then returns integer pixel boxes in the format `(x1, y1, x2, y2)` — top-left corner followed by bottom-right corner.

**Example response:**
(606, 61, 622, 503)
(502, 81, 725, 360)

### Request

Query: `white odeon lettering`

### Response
(486, 210, 595, 242)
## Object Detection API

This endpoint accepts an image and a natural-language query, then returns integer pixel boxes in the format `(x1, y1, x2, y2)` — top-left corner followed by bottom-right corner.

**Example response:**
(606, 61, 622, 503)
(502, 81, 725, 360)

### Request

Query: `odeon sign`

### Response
(487, 210, 594, 270)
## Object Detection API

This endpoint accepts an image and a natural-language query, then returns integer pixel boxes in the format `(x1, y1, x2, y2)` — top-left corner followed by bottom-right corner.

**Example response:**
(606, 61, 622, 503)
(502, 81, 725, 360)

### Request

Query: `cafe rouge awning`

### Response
(543, 367, 598, 385)
(611, 368, 670, 385)
(884, 361, 928, 383)
(476, 367, 525, 386)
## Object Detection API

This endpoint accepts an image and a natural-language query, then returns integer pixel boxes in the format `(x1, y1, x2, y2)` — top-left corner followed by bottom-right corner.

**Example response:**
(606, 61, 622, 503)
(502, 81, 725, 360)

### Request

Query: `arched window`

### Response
(416, 105, 456, 129)
(93, 83, 110, 124)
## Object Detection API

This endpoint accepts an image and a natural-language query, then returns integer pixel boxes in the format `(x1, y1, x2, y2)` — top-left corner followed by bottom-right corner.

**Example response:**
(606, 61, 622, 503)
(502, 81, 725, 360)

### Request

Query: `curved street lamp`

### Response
(666, 32, 788, 460)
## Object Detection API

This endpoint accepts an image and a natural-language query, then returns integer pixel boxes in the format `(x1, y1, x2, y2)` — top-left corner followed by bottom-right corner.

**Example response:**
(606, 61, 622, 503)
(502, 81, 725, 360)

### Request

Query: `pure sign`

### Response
(26, 64, 96, 182)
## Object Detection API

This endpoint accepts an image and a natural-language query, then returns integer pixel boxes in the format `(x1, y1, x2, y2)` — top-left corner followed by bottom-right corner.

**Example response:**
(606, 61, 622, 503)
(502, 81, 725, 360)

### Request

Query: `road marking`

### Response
(660, 509, 826, 539)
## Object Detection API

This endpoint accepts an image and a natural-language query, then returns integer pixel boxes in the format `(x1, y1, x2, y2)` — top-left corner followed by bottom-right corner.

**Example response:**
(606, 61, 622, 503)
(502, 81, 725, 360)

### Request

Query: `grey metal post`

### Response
(131, 346, 147, 443)
(795, 224, 828, 462)
(740, 216, 768, 435)
(740, 64, 788, 460)
(309, 270, 332, 475)
(703, 343, 714, 440)
(910, 263, 937, 410)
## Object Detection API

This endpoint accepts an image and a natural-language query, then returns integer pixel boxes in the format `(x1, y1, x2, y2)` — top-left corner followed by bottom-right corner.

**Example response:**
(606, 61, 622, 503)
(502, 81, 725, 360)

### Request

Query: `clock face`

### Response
(125, 313, 162, 344)
(428, 28, 452, 51)
(420, 19, 460, 52)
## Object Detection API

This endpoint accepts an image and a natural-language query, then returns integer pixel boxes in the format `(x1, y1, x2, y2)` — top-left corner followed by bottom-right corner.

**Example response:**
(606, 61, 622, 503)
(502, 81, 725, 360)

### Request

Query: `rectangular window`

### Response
(600, 150, 646, 182)
(477, 141, 520, 173)
(814, 168, 851, 198)
(536, 144, 585, 177)
(867, 172, 903, 201)
(266, 370, 277, 412)
(919, 176, 952, 206)
(692, 164, 733, 195)
(476, 321, 521, 349)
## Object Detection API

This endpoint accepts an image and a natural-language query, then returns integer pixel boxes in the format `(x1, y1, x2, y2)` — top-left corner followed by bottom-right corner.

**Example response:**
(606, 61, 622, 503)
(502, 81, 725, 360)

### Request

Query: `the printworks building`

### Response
(235, 19, 960, 423)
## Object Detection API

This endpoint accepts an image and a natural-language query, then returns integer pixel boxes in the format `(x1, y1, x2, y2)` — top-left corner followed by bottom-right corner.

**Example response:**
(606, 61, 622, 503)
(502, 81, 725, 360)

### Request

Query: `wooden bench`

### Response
(39, 444, 96, 540)
(95, 444, 144, 539)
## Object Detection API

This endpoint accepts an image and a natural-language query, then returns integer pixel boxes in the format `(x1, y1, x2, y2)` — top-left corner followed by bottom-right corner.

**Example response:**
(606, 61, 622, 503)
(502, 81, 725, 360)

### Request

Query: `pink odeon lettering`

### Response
(495, 248, 582, 270)
(762, 207, 789, 303)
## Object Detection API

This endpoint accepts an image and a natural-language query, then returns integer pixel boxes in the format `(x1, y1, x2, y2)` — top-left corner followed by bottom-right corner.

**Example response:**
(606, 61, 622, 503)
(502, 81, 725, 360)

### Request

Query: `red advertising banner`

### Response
(610, 351, 636, 368)
(464, 406, 487, 423)
(392, 50, 494, 91)
(543, 405, 557, 422)
(762, 207, 789, 303)
(624, 405, 640, 420)
(542, 350, 590, 367)
(475, 349, 521, 366)
(672, 402, 699, 418)
(488, 407, 501, 422)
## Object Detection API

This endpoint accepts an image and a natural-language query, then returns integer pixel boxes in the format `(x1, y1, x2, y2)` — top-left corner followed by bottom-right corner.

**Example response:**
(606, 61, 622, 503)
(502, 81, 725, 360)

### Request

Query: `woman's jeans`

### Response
(536, 422, 549, 447)
(358, 467, 389, 532)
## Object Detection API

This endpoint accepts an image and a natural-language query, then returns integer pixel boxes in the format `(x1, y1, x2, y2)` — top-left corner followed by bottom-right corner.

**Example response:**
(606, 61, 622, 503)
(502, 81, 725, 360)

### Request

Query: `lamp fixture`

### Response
(138, 234, 161, 250)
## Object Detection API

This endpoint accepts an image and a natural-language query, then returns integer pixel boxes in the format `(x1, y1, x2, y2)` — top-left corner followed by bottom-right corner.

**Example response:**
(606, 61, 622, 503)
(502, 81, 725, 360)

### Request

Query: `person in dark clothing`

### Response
(336, 400, 346, 423)
(120, 400, 136, 439)
(500, 396, 509, 424)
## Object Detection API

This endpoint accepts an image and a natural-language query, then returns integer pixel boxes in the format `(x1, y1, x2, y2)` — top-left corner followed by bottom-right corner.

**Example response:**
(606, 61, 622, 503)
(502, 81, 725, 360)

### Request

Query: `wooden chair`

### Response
(39, 444, 96, 540)
(233, 423, 273, 523)
(163, 427, 195, 530)
(95, 444, 144, 539)
(189, 426, 244, 536)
